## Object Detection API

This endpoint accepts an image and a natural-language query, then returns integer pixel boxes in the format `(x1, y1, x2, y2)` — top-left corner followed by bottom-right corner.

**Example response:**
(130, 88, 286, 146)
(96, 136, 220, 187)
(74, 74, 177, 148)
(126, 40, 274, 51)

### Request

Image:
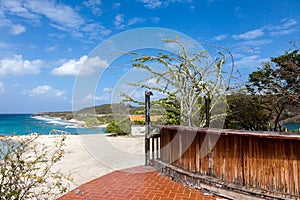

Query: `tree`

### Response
(106, 118, 131, 135)
(122, 38, 235, 127)
(246, 50, 300, 131)
(0, 135, 71, 200)
(225, 92, 272, 131)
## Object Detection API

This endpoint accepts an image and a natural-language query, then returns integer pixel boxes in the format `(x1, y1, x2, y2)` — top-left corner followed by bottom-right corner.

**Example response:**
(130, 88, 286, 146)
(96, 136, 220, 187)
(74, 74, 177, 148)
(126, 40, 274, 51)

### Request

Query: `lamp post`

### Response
(145, 91, 153, 166)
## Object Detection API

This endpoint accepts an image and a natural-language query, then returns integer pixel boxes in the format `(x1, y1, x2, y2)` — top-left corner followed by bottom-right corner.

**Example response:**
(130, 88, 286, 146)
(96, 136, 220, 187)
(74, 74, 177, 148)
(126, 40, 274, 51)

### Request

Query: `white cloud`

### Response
(25, 0, 84, 29)
(23, 85, 66, 98)
(114, 14, 125, 29)
(270, 29, 296, 36)
(0, 10, 27, 35)
(95, 94, 110, 102)
(75, 93, 110, 107)
(83, 0, 102, 15)
(1, 0, 39, 20)
(0, 55, 42, 76)
(150, 17, 160, 23)
(9, 24, 26, 35)
(282, 18, 298, 28)
(0, 82, 5, 94)
(52, 56, 87, 76)
(128, 17, 146, 26)
(44, 45, 57, 52)
(241, 39, 273, 46)
(52, 55, 109, 76)
(268, 18, 298, 36)
(103, 87, 114, 93)
(138, 0, 193, 9)
(114, 14, 148, 29)
(112, 3, 121, 9)
(213, 34, 228, 41)
(0, 42, 10, 48)
(138, 0, 162, 9)
(235, 55, 269, 69)
(1, 0, 110, 41)
(81, 23, 111, 40)
(232, 29, 264, 40)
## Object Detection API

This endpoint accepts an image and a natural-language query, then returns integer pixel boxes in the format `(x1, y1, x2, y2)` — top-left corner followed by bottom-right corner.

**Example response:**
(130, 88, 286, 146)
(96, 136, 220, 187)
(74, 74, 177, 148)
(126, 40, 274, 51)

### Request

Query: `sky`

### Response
(0, 0, 299, 113)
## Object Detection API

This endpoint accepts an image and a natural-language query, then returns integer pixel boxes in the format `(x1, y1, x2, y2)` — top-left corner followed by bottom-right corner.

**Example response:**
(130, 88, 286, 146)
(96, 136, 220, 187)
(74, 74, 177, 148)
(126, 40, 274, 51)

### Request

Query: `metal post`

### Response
(145, 91, 153, 166)
(205, 96, 211, 128)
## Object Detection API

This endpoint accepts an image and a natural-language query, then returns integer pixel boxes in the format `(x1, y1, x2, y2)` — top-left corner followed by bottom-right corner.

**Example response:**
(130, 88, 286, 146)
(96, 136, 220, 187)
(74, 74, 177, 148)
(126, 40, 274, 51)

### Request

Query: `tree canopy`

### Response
(246, 50, 300, 131)
(122, 38, 235, 128)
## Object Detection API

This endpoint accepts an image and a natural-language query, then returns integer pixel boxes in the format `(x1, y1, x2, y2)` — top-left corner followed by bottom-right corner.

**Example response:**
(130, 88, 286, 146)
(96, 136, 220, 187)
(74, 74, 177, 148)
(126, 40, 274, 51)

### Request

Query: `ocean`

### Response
(0, 114, 105, 136)
(285, 123, 300, 132)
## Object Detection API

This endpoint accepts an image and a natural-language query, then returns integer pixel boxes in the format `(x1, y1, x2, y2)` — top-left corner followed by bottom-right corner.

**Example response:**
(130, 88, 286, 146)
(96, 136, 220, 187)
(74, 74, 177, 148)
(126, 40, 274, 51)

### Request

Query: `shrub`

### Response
(106, 118, 131, 135)
(0, 135, 71, 200)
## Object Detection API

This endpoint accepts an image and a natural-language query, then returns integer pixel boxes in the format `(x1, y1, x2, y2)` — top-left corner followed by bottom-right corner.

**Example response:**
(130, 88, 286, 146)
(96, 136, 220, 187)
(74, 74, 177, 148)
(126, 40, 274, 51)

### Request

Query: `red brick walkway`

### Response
(58, 166, 223, 200)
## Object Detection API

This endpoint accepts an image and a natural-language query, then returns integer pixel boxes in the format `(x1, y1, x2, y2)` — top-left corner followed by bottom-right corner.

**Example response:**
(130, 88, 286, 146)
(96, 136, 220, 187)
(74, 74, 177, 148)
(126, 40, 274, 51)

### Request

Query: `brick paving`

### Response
(58, 166, 223, 200)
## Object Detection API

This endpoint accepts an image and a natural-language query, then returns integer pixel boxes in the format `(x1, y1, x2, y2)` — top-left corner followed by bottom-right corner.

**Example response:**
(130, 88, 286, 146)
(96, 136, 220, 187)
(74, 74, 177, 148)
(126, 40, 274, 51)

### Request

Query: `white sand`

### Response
(35, 134, 145, 192)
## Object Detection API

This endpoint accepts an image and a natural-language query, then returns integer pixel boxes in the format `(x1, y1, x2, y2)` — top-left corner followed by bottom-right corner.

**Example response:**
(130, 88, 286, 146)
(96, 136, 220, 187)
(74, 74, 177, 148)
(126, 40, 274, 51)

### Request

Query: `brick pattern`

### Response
(58, 166, 221, 200)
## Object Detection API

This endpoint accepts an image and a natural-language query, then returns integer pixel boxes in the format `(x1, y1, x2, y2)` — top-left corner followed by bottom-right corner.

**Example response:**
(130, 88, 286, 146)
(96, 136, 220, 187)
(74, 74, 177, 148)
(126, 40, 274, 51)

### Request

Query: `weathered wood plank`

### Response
(155, 126, 300, 198)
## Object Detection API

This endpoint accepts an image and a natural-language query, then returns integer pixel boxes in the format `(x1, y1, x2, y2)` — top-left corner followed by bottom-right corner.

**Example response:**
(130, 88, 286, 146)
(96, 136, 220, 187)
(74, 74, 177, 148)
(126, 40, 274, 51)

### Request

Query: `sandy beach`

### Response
(36, 134, 145, 193)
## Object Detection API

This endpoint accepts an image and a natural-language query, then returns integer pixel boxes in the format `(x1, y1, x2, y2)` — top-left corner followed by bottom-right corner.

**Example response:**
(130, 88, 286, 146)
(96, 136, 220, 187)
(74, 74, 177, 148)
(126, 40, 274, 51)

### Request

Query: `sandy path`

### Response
(36, 134, 145, 192)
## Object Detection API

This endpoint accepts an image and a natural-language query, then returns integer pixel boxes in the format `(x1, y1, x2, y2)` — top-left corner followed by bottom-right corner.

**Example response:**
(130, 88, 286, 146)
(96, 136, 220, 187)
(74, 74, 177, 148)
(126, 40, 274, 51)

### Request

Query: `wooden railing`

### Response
(147, 126, 300, 199)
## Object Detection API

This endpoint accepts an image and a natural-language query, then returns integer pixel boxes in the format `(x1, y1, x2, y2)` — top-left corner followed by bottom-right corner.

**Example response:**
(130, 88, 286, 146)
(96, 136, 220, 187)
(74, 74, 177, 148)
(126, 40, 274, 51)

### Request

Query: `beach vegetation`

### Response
(106, 118, 131, 135)
(0, 135, 71, 200)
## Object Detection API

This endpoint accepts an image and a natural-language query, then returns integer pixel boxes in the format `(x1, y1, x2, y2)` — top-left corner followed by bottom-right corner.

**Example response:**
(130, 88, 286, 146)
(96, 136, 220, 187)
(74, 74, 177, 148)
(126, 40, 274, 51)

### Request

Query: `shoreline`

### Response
(32, 114, 108, 129)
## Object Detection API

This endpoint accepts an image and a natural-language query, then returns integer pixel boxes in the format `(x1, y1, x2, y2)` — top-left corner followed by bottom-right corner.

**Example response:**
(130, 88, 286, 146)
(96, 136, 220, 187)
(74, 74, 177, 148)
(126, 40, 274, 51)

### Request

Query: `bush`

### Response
(106, 118, 131, 135)
(0, 135, 71, 200)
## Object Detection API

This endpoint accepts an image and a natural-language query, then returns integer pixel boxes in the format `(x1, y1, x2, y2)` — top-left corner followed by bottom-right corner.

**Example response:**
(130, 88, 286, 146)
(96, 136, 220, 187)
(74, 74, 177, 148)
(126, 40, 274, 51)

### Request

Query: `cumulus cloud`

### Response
(52, 55, 109, 76)
(0, 4, 27, 36)
(0, 82, 5, 94)
(232, 29, 264, 40)
(1, 0, 110, 40)
(0, 55, 42, 76)
(9, 24, 26, 35)
(114, 14, 125, 29)
(23, 85, 66, 98)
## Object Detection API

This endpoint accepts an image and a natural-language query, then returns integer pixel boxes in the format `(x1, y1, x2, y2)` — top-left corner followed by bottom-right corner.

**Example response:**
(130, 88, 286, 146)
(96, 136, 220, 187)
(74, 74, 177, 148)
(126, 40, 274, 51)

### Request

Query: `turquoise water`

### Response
(0, 114, 105, 136)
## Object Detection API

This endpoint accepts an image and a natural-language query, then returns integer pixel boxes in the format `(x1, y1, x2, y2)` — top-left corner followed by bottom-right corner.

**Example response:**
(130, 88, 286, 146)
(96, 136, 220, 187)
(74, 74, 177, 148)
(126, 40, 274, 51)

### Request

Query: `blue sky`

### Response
(0, 0, 299, 113)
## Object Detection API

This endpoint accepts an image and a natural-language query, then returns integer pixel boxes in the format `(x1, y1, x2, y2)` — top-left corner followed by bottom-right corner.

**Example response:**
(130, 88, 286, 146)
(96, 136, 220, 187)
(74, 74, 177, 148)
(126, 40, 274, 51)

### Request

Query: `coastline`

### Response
(33, 114, 108, 129)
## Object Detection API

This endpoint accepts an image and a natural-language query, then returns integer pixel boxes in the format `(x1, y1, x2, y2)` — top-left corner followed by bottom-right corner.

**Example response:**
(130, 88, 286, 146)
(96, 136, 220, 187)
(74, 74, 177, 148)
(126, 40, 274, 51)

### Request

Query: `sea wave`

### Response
(32, 116, 74, 127)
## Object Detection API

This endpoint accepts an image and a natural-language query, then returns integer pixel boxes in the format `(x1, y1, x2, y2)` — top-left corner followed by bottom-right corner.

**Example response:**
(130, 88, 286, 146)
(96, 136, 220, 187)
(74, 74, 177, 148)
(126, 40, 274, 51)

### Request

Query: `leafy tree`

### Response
(122, 38, 235, 127)
(225, 92, 272, 131)
(246, 50, 300, 131)
(106, 118, 131, 135)
(0, 135, 71, 200)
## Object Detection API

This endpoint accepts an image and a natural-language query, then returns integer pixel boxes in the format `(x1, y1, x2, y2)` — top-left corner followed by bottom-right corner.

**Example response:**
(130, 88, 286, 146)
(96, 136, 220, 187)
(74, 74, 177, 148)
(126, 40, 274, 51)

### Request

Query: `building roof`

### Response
(129, 115, 162, 122)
